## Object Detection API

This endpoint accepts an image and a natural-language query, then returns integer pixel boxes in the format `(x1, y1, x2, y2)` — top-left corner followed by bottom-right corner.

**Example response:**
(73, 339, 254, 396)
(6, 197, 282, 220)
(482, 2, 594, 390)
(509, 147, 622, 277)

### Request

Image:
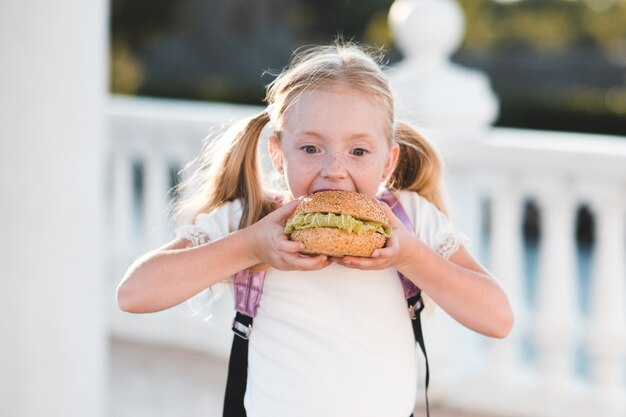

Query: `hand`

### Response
(248, 198, 331, 271)
(331, 202, 418, 271)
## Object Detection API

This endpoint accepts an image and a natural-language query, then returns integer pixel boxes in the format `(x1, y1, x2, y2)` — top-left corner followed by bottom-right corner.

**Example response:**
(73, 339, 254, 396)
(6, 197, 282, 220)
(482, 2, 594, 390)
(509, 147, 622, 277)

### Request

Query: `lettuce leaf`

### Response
(284, 212, 392, 237)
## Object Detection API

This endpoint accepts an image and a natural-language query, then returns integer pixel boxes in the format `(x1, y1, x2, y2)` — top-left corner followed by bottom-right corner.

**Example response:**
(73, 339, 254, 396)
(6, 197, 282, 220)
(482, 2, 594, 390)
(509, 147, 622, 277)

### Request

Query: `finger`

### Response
(285, 253, 330, 270)
(275, 237, 305, 253)
(301, 256, 332, 271)
(272, 228, 305, 252)
(377, 201, 403, 229)
(270, 197, 302, 223)
(371, 235, 400, 260)
(374, 223, 397, 248)
(338, 251, 396, 269)
(335, 255, 375, 270)
(371, 245, 394, 258)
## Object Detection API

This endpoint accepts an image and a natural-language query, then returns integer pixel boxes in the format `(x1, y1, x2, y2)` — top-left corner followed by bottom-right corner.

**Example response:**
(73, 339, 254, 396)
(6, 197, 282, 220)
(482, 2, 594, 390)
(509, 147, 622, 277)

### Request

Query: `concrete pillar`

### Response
(0, 1, 108, 416)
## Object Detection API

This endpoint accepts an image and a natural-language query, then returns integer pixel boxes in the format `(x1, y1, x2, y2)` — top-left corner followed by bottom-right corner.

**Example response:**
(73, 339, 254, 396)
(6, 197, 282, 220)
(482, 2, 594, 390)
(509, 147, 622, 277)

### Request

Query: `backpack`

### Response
(223, 190, 430, 417)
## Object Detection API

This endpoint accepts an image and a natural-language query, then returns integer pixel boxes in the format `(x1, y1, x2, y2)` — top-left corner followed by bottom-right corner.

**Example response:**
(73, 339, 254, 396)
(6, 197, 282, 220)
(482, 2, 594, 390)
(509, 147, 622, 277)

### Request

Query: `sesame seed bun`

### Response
(286, 191, 390, 257)
(294, 190, 388, 224)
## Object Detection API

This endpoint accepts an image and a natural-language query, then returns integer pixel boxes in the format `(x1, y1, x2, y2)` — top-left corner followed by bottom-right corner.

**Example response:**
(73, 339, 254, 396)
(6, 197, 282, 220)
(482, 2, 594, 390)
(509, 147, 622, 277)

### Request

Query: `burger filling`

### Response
(284, 212, 392, 237)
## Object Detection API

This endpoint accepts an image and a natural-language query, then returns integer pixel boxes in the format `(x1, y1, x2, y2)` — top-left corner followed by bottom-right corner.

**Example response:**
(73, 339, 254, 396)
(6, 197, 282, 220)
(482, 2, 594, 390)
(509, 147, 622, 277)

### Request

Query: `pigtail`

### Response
(386, 122, 449, 215)
(174, 111, 277, 229)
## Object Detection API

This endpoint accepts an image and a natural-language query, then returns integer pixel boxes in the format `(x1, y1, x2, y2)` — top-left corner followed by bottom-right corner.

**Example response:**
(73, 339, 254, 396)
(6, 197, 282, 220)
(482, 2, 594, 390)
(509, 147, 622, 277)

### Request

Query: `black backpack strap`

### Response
(408, 292, 430, 417)
(223, 312, 253, 417)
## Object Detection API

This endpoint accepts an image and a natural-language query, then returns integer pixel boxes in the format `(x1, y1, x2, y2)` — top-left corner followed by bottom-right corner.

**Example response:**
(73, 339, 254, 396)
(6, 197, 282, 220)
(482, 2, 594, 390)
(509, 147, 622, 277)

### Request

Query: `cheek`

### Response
(283, 153, 316, 172)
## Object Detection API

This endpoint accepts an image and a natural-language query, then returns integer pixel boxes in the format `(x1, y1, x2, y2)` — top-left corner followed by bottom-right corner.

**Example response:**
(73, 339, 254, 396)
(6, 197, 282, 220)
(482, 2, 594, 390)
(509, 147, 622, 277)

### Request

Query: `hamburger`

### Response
(284, 190, 392, 257)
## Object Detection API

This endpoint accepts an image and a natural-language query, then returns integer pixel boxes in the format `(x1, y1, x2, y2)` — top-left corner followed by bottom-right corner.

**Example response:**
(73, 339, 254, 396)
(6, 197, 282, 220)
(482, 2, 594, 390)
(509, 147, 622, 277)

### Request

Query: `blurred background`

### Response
(2, 1, 625, 417)
(110, 0, 626, 135)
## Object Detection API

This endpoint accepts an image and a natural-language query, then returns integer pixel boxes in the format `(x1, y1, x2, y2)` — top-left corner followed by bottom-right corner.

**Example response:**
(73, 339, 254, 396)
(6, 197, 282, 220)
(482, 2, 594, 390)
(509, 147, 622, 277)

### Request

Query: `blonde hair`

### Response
(174, 42, 448, 227)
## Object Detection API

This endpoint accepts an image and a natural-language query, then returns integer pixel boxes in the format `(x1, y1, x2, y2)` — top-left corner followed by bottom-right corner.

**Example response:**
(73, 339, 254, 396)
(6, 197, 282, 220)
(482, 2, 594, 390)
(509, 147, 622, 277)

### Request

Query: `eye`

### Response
(351, 147, 368, 156)
(301, 145, 319, 154)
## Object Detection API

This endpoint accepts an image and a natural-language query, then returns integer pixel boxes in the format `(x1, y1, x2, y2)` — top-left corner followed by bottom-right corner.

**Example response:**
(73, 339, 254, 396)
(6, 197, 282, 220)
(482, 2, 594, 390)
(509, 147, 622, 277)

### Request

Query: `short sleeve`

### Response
(174, 200, 244, 319)
(396, 191, 469, 259)
(174, 199, 243, 246)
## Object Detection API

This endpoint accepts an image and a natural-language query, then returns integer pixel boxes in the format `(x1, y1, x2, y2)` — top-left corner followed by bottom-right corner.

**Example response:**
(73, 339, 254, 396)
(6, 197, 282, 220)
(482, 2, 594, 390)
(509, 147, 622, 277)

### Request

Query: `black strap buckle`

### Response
(231, 317, 252, 340)
(408, 296, 425, 320)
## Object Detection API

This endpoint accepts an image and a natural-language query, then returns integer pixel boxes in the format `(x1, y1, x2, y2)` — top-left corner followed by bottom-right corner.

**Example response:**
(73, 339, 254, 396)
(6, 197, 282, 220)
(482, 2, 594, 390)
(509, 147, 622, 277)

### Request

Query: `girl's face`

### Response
(269, 85, 399, 198)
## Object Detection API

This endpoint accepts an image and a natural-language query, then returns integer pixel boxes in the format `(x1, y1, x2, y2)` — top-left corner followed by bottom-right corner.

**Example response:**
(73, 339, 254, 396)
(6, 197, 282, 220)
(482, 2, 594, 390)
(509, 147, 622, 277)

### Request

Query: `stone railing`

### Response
(107, 95, 626, 417)
(440, 129, 626, 417)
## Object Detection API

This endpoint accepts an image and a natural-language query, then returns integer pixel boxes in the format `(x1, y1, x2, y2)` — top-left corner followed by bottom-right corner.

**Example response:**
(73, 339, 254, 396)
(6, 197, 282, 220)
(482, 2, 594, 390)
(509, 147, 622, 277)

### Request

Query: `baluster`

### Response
(533, 179, 580, 399)
(586, 183, 626, 415)
(486, 176, 525, 379)
(448, 170, 484, 256)
(112, 139, 134, 267)
(142, 140, 170, 251)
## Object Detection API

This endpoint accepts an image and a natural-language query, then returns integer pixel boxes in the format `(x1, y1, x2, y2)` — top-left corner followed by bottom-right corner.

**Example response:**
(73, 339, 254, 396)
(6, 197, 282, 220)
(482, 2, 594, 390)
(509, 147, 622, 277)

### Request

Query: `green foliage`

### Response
(458, 0, 626, 55)
(455, 0, 626, 134)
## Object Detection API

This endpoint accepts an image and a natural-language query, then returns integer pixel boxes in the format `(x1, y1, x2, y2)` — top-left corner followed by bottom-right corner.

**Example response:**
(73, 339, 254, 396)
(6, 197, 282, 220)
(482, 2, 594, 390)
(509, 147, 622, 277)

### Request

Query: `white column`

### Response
(586, 184, 626, 415)
(533, 179, 580, 399)
(0, 1, 107, 416)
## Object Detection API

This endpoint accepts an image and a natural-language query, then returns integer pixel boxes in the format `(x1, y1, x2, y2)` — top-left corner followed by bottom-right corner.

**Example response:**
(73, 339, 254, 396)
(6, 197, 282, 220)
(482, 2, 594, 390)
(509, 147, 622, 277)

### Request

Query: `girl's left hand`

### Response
(331, 202, 416, 270)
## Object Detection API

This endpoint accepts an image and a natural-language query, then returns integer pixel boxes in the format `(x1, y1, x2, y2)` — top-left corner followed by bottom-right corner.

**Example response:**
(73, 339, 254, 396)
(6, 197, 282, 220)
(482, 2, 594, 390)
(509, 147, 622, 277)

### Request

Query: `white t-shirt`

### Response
(176, 190, 468, 417)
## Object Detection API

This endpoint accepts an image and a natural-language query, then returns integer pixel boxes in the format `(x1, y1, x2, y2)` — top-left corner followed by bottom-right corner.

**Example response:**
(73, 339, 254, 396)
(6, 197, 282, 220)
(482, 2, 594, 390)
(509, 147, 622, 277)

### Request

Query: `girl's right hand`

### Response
(248, 199, 331, 271)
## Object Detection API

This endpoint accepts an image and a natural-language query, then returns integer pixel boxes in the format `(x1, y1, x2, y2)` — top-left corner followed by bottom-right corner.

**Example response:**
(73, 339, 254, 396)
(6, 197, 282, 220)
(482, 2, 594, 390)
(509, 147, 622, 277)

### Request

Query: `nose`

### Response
(320, 152, 347, 180)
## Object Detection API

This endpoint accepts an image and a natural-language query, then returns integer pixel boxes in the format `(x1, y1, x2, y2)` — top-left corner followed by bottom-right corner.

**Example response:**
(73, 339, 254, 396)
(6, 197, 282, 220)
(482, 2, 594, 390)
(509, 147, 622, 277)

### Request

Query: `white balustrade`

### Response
(107, 96, 259, 263)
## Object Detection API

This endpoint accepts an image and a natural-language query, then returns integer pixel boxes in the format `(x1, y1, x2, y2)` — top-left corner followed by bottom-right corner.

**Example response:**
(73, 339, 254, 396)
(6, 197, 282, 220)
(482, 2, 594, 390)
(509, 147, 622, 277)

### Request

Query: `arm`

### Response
(117, 199, 330, 314)
(333, 205, 514, 339)
(117, 229, 258, 314)
(396, 241, 513, 338)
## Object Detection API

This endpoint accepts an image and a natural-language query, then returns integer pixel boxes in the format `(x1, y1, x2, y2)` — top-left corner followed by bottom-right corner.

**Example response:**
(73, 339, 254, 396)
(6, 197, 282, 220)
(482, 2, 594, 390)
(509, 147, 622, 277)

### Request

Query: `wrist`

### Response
(240, 223, 263, 266)
(397, 235, 427, 273)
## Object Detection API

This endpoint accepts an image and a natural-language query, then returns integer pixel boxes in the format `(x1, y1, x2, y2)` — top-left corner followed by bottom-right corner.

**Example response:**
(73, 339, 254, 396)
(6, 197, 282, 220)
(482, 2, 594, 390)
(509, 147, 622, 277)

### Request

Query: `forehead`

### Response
(281, 85, 388, 138)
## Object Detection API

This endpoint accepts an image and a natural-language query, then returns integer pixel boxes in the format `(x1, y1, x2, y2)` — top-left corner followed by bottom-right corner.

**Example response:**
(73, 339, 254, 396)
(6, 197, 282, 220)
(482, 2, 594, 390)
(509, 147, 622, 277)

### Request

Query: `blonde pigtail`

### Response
(386, 122, 449, 215)
(174, 111, 276, 229)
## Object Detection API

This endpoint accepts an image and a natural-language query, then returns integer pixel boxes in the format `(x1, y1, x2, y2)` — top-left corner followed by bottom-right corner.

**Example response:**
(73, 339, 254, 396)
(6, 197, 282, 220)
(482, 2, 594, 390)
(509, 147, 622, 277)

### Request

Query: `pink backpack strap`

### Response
(233, 268, 266, 318)
(377, 190, 421, 300)
(232, 194, 284, 319)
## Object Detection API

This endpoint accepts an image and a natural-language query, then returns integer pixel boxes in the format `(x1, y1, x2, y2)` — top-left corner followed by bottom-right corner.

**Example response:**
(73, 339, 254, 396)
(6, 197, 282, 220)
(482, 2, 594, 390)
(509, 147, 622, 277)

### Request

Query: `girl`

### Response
(117, 43, 514, 417)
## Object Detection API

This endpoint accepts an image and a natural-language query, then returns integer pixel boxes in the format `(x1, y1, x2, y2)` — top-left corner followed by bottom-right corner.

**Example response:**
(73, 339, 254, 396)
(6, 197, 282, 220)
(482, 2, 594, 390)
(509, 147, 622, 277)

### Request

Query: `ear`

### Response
(268, 134, 284, 174)
(383, 143, 400, 180)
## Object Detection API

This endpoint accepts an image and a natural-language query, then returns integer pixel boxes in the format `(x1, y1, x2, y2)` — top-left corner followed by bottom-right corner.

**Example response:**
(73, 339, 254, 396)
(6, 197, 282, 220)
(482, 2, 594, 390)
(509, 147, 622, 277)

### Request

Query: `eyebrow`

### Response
(297, 131, 377, 140)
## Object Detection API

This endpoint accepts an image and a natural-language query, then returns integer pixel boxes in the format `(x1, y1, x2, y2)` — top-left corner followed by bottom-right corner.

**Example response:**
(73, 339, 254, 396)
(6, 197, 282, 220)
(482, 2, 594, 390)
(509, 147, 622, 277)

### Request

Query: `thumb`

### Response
(378, 200, 402, 229)
(269, 197, 302, 223)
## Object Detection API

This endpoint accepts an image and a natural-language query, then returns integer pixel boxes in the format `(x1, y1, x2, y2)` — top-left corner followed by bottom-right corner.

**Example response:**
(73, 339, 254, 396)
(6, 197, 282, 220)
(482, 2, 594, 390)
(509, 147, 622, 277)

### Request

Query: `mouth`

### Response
(311, 188, 354, 194)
